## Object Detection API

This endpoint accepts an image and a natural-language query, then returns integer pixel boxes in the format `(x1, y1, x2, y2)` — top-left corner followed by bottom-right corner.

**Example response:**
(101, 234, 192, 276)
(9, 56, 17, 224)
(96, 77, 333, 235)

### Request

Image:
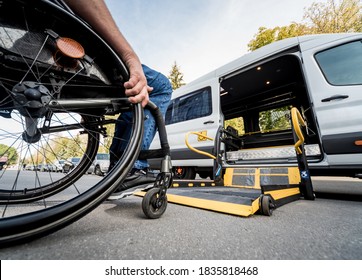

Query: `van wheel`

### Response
(198, 171, 213, 179)
(198, 172, 209, 179)
(173, 166, 196, 179)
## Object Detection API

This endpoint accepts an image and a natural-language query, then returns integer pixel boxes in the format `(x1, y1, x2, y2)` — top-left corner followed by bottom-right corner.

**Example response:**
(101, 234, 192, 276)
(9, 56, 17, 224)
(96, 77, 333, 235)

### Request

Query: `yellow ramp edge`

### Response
(134, 191, 260, 217)
(266, 187, 300, 200)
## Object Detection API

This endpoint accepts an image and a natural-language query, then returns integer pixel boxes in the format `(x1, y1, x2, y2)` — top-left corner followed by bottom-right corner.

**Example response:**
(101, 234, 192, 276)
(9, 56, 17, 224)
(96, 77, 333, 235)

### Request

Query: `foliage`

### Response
(168, 61, 186, 90)
(0, 144, 18, 164)
(27, 134, 89, 164)
(54, 134, 86, 159)
(248, 23, 311, 51)
(259, 106, 291, 132)
(247, 0, 362, 51)
(304, 0, 362, 33)
(225, 117, 245, 135)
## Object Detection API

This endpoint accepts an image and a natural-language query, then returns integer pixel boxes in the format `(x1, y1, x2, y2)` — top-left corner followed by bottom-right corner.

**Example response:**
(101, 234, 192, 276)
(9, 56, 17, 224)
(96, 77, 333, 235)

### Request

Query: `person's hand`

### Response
(124, 67, 152, 107)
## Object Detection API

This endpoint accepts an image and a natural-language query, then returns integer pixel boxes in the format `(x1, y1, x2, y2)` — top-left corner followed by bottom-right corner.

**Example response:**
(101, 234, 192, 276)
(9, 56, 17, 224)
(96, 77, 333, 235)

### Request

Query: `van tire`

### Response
(198, 171, 214, 180)
(198, 172, 209, 179)
(173, 166, 196, 179)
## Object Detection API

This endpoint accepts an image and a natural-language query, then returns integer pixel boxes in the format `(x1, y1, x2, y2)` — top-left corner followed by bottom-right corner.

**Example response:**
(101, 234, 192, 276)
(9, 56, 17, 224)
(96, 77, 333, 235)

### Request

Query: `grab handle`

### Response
(291, 107, 306, 155)
(185, 131, 216, 159)
(321, 94, 349, 102)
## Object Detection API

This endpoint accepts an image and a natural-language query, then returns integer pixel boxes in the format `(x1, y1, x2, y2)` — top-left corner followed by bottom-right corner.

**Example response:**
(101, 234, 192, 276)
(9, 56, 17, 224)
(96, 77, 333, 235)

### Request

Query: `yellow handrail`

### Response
(185, 131, 216, 159)
(291, 107, 306, 155)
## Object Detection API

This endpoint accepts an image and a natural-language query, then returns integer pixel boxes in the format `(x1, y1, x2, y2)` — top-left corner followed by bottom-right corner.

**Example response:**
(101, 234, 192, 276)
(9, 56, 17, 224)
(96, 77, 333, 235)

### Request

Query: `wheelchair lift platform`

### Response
(134, 107, 314, 217)
(135, 166, 303, 217)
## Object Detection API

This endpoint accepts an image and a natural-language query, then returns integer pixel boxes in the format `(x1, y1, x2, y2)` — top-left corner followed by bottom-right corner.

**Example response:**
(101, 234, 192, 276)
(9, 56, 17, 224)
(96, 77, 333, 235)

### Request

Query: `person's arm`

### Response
(63, 0, 150, 107)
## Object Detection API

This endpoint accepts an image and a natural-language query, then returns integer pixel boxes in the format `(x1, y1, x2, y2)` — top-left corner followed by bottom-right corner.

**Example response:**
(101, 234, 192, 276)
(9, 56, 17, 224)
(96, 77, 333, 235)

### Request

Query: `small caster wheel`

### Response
(260, 195, 275, 216)
(142, 188, 168, 219)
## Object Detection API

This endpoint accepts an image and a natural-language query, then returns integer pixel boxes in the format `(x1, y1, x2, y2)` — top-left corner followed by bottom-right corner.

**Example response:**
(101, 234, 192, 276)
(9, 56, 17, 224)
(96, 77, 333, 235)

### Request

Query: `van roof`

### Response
(176, 33, 361, 93)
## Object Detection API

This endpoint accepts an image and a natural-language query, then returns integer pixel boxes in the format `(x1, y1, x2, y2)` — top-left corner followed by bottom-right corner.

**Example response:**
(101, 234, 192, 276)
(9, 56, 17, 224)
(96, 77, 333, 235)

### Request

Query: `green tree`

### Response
(248, 0, 362, 51)
(248, 23, 311, 51)
(168, 61, 186, 90)
(63, 134, 87, 158)
(225, 117, 245, 135)
(259, 106, 291, 132)
(48, 134, 87, 160)
(0, 144, 18, 164)
(305, 0, 362, 33)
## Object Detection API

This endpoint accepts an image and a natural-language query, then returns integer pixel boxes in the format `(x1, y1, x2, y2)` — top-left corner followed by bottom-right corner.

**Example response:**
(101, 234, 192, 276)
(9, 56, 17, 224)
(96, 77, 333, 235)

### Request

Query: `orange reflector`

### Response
(56, 37, 85, 59)
(355, 140, 362, 146)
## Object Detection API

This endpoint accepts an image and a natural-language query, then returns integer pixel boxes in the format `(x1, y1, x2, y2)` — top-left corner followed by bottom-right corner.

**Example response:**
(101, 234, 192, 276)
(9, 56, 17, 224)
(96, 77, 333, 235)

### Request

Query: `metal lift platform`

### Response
(135, 166, 304, 217)
(134, 107, 314, 217)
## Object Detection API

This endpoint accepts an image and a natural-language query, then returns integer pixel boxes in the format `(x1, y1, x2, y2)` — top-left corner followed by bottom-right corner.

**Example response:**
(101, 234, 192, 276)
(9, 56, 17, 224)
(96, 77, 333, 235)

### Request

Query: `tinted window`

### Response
(165, 87, 212, 125)
(96, 154, 109, 160)
(315, 40, 362, 85)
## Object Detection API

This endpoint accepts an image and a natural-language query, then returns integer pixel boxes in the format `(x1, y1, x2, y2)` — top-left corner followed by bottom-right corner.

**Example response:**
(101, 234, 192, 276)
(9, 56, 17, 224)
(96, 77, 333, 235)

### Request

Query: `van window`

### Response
(259, 106, 291, 132)
(72, 158, 80, 164)
(315, 40, 362, 86)
(96, 153, 109, 160)
(225, 117, 245, 135)
(165, 87, 212, 125)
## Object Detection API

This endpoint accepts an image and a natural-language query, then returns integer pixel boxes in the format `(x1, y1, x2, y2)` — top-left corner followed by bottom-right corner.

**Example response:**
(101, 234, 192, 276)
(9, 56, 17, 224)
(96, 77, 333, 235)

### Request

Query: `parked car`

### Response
(63, 157, 80, 173)
(24, 164, 36, 171)
(87, 153, 110, 176)
(53, 160, 65, 172)
(40, 163, 56, 172)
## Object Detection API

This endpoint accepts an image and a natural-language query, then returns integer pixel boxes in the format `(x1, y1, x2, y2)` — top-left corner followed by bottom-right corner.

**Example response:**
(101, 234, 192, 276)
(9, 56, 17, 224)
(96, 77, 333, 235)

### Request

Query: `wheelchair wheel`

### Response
(260, 195, 275, 216)
(142, 188, 168, 219)
(0, 0, 143, 246)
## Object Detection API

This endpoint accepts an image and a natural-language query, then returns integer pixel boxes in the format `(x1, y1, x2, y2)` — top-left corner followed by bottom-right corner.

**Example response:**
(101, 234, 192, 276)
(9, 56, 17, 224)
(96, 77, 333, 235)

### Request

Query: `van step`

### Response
(226, 144, 321, 161)
(223, 166, 301, 189)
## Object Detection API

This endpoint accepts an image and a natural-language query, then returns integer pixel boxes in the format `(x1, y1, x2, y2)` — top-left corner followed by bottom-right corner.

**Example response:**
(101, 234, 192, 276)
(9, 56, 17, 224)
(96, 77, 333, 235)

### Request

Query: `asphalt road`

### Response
(0, 176, 362, 260)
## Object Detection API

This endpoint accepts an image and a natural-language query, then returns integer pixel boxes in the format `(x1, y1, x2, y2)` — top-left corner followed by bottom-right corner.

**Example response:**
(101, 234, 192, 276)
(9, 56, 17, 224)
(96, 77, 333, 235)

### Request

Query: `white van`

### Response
(150, 33, 362, 179)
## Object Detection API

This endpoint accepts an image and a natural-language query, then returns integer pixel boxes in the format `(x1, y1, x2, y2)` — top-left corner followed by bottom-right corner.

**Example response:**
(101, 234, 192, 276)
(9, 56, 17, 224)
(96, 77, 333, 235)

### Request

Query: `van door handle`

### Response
(321, 94, 349, 102)
(203, 120, 215, 124)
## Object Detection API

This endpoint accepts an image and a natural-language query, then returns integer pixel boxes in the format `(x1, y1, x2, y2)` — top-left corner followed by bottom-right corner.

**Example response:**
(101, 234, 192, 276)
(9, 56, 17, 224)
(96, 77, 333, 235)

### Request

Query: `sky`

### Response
(105, 0, 324, 83)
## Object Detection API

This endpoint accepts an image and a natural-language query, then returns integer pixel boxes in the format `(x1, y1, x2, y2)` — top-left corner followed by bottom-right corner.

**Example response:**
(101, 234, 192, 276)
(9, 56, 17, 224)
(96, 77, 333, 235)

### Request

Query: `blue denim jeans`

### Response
(109, 64, 172, 170)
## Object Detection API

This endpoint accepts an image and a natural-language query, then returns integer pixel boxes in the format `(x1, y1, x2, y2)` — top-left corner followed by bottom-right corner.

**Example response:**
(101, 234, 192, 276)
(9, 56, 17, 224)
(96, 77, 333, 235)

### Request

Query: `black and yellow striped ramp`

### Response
(135, 167, 302, 217)
(135, 184, 300, 217)
(164, 183, 300, 217)
(166, 187, 262, 217)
